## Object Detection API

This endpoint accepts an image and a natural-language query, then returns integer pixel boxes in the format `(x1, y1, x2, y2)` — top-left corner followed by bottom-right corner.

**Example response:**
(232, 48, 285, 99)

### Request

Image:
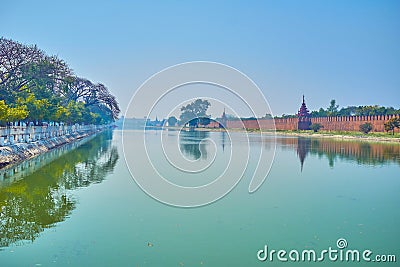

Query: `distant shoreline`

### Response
(163, 126, 400, 144)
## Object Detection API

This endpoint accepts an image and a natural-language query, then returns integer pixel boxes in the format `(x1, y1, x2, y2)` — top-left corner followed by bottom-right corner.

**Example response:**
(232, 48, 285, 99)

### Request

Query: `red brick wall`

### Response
(207, 114, 400, 133)
(309, 114, 400, 132)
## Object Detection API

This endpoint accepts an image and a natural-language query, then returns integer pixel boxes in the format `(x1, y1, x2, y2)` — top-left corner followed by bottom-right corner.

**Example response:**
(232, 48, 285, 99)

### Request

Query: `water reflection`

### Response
(278, 137, 400, 169)
(296, 137, 311, 171)
(179, 131, 210, 160)
(221, 131, 227, 152)
(0, 131, 118, 248)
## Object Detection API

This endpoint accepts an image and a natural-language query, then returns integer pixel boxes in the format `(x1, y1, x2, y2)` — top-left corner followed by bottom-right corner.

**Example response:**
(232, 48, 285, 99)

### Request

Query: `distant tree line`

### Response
(272, 99, 400, 119)
(310, 99, 400, 117)
(0, 37, 120, 126)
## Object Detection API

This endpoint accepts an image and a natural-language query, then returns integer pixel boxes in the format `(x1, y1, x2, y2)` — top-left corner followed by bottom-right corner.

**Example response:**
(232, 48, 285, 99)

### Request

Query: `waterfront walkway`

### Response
(0, 125, 104, 146)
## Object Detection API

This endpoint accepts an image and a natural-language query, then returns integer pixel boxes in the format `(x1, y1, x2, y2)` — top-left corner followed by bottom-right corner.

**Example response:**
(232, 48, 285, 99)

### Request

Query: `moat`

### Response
(0, 130, 399, 266)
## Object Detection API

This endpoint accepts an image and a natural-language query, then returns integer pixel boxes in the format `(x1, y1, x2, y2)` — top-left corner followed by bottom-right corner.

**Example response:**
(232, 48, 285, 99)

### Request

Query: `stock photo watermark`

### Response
(123, 61, 276, 207)
(257, 238, 396, 263)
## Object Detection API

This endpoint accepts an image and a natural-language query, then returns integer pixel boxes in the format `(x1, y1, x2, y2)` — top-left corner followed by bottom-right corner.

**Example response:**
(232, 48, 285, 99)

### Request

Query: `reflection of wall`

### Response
(0, 130, 119, 248)
(277, 137, 400, 169)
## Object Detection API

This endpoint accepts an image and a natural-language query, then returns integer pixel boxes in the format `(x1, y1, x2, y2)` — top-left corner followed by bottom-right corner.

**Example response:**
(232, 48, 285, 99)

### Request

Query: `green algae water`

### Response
(0, 130, 399, 266)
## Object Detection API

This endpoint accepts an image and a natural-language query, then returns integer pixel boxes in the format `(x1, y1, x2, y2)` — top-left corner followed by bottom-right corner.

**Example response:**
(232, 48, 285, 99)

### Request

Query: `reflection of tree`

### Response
(278, 137, 400, 169)
(0, 130, 118, 247)
(179, 131, 209, 160)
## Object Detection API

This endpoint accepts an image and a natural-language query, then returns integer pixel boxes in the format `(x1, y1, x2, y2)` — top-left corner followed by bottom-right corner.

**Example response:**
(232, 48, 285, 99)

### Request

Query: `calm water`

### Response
(0, 130, 399, 266)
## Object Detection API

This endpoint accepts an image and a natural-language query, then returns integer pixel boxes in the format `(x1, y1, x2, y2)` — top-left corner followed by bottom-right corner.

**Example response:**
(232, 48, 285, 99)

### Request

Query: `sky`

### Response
(2, 0, 400, 118)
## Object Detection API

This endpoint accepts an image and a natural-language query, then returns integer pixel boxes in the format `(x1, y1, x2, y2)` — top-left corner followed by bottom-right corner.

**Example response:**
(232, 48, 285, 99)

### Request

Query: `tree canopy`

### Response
(359, 123, 373, 134)
(167, 116, 178, 127)
(179, 99, 210, 127)
(310, 99, 400, 118)
(384, 117, 400, 135)
(0, 37, 120, 126)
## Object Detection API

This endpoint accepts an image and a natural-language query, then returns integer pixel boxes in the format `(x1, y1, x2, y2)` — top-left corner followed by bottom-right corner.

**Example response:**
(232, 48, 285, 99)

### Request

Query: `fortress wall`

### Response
(207, 114, 400, 133)
(207, 121, 221, 128)
(273, 118, 299, 130)
(309, 114, 400, 132)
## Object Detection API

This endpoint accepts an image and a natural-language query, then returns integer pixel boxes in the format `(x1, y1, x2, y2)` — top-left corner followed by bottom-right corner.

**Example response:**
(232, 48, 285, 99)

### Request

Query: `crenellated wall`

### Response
(207, 114, 400, 132)
(308, 114, 400, 132)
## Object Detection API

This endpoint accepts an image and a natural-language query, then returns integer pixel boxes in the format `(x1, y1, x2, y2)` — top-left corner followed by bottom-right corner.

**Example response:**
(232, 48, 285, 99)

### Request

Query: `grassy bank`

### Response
(170, 126, 400, 143)
(268, 129, 400, 143)
(275, 129, 398, 137)
(275, 129, 399, 137)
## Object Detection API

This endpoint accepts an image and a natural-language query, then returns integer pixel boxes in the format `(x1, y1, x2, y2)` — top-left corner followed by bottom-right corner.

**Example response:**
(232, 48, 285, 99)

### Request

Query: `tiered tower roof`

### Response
(222, 108, 227, 120)
(298, 95, 310, 118)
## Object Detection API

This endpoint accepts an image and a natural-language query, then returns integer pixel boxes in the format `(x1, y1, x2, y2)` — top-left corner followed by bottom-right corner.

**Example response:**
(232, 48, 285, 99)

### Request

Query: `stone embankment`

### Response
(0, 125, 108, 169)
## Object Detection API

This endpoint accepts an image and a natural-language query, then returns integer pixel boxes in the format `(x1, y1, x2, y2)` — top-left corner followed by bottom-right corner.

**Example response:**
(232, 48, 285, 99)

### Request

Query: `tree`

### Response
(327, 99, 339, 116)
(307, 102, 400, 118)
(310, 123, 323, 132)
(0, 100, 29, 125)
(69, 81, 120, 121)
(335, 105, 399, 117)
(0, 37, 120, 125)
(0, 100, 8, 124)
(311, 108, 326, 118)
(0, 38, 45, 97)
(66, 101, 85, 125)
(179, 99, 210, 127)
(20, 56, 71, 98)
(359, 123, 373, 134)
(55, 105, 70, 123)
(7, 105, 29, 123)
(198, 117, 211, 126)
(17, 92, 51, 125)
(167, 116, 177, 127)
(384, 117, 400, 135)
(263, 113, 273, 119)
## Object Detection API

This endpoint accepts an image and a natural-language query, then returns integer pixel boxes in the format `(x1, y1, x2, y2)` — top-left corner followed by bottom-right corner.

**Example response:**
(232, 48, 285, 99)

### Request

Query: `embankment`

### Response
(0, 127, 108, 170)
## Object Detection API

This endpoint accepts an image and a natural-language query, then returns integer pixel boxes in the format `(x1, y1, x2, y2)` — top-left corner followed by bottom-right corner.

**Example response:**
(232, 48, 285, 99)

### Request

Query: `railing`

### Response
(0, 124, 107, 146)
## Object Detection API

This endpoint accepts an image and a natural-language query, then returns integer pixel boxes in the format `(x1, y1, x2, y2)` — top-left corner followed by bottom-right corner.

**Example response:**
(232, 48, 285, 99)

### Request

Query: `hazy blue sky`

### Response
(3, 0, 400, 118)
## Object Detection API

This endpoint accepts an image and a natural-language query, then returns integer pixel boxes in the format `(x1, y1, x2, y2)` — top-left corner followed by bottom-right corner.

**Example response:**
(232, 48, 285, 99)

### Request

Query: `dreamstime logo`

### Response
(257, 238, 397, 263)
(123, 61, 276, 207)
(336, 238, 348, 249)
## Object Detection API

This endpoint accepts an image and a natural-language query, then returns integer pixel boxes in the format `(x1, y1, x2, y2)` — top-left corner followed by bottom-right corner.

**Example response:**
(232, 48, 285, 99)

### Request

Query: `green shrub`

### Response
(310, 123, 323, 132)
(359, 123, 373, 134)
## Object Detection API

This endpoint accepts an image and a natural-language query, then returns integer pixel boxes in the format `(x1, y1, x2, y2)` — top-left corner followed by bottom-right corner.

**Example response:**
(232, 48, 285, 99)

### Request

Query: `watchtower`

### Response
(297, 95, 311, 130)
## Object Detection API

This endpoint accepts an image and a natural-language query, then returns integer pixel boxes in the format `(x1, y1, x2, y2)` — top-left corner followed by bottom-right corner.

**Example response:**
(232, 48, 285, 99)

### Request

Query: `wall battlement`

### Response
(208, 114, 400, 132)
